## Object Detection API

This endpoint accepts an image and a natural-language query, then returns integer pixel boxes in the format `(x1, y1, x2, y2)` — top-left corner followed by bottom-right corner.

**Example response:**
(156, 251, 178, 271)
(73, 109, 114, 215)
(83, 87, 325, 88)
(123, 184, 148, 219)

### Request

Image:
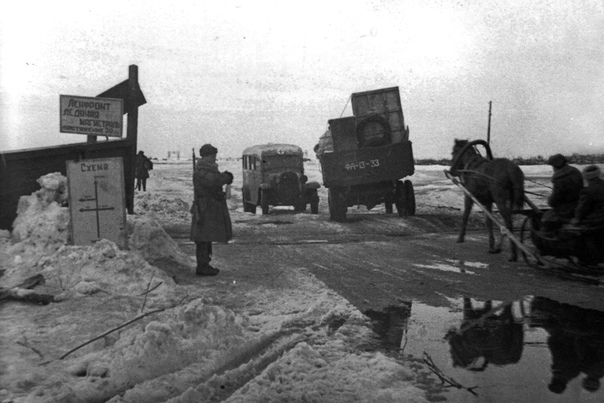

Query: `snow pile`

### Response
(0, 229, 11, 278)
(9, 172, 70, 259)
(38, 239, 176, 301)
(224, 341, 427, 403)
(25, 300, 249, 403)
(127, 215, 195, 268)
(2, 172, 194, 272)
(162, 270, 430, 403)
(134, 193, 191, 223)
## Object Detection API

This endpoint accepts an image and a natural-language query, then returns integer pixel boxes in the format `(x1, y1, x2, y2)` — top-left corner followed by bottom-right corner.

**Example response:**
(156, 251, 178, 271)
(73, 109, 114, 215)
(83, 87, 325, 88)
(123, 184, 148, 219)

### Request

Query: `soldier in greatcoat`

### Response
(190, 144, 233, 276)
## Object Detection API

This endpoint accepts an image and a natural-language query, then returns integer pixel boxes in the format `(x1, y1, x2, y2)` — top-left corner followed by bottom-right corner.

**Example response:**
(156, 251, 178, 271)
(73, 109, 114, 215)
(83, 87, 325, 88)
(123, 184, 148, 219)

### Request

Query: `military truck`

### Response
(318, 86, 415, 222)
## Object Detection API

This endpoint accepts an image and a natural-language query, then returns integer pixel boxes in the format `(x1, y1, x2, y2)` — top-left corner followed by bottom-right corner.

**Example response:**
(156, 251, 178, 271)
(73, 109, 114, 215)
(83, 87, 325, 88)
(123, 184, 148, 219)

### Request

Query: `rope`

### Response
(457, 169, 549, 200)
(525, 177, 553, 190)
(339, 95, 351, 118)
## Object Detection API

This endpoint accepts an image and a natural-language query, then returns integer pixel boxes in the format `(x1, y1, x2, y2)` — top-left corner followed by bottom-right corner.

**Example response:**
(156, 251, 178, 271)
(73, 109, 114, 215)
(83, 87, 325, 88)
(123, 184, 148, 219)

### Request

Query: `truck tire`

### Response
(385, 202, 393, 214)
(404, 180, 416, 216)
(328, 188, 347, 222)
(242, 189, 256, 214)
(310, 190, 319, 214)
(396, 180, 415, 217)
(261, 189, 270, 215)
(356, 114, 392, 148)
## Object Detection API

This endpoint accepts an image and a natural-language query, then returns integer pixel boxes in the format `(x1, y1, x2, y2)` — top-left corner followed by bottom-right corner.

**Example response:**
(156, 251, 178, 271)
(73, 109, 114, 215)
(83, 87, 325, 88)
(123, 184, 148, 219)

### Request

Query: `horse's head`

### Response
(450, 139, 470, 176)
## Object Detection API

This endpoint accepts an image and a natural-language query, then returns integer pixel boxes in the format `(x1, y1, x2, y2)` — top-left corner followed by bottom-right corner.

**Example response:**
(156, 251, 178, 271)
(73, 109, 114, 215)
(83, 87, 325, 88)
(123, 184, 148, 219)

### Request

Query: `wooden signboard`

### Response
(66, 157, 128, 248)
(60, 95, 124, 137)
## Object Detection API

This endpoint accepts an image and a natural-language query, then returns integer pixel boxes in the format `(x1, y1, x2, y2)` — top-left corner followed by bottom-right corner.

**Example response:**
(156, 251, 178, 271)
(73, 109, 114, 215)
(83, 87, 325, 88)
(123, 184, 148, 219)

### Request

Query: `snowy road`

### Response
(167, 219, 604, 316)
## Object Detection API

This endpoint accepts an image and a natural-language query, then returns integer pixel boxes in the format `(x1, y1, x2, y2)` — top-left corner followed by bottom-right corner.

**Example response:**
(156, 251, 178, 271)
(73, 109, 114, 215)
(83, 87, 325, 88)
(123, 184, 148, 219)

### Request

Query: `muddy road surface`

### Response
(164, 206, 604, 403)
(166, 210, 604, 313)
(153, 161, 604, 402)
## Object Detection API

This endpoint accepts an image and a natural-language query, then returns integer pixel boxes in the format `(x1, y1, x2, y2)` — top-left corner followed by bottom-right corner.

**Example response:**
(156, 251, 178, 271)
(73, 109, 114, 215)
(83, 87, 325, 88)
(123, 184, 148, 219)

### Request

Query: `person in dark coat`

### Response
(135, 151, 153, 191)
(571, 165, 604, 228)
(566, 165, 604, 265)
(190, 144, 233, 276)
(541, 154, 583, 233)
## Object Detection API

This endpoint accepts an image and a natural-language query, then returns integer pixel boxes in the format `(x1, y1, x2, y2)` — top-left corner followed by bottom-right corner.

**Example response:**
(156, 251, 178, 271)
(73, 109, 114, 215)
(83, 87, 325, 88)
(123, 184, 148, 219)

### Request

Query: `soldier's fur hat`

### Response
(199, 144, 218, 157)
(582, 165, 601, 180)
(547, 154, 567, 169)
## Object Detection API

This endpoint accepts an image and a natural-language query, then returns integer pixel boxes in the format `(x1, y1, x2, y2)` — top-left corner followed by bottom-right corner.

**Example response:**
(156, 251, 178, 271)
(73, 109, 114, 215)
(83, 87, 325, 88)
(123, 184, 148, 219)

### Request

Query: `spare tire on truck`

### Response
(356, 115, 392, 148)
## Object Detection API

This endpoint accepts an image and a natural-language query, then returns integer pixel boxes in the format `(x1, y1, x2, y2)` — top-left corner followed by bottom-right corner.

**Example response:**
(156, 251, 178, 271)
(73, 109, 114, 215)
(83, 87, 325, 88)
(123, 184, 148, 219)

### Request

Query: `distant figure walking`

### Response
(135, 151, 153, 191)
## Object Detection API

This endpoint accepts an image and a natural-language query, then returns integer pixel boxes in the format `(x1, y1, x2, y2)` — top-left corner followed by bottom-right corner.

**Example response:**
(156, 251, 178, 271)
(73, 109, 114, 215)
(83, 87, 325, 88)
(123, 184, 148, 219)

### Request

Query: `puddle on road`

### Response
(412, 259, 487, 275)
(364, 297, 604, 403)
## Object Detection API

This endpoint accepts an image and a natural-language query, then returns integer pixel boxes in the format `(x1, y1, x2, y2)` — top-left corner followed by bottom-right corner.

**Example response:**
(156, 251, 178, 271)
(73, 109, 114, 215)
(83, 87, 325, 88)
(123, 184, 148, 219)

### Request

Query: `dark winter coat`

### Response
(189, 158, 233, 243)
(548, 164, 583, 219)
(574, 177, 604, 227)
(136, 154, 152, 179)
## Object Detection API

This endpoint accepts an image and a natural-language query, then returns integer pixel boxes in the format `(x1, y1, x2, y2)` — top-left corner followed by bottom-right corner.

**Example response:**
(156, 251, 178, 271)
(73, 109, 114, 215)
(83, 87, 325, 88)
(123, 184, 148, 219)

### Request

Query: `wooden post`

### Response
(126, 65, 139, 214)
(487, 101, 492, 145)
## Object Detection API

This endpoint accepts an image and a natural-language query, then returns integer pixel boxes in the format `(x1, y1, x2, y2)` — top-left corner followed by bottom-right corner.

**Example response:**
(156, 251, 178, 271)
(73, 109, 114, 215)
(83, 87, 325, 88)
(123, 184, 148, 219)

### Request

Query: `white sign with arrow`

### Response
(67, 157, 127, 248)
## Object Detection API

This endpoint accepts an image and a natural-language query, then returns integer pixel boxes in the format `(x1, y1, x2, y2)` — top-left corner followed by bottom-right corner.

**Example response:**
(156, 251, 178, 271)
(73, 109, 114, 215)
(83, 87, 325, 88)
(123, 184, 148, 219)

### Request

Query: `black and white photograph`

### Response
(1, 1, 603, 402)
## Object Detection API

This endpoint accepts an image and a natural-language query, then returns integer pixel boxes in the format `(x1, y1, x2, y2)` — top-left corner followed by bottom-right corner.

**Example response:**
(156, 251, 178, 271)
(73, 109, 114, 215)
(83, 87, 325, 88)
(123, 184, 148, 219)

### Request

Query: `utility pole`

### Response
(487, 101, 492, 145)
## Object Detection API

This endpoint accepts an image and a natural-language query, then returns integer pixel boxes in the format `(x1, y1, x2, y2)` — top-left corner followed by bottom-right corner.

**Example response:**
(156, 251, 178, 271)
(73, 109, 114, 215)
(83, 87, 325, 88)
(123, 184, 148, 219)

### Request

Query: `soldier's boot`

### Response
(195, 242, 219, 276)
(197, 264, 219, 276)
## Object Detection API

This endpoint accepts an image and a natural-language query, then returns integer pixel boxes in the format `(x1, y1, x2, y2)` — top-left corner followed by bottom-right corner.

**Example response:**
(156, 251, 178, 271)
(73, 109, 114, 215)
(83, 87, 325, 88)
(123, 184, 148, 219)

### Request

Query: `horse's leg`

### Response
(496, 202, 518, 262)
(457, 195, 473, 243)
(485, 203, 500, 254)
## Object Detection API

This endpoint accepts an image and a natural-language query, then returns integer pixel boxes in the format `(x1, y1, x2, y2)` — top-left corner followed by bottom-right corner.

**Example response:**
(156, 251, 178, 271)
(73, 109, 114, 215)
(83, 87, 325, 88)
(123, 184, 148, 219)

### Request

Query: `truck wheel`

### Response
(385, 202, 393, 214)
(243, 190, 255, 213)
(404, 180, 416, 216)
(396, 180, 415, 217)
(310, 190, 319, 214)
(261, 189, 270, 215)
(328, 188, 346, 222)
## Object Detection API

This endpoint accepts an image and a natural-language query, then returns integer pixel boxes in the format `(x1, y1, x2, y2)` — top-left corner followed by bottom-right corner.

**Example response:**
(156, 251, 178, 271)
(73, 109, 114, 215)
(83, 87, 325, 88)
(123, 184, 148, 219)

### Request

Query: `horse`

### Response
(450, 139, 525, 261)
(445, 299, 524, 371)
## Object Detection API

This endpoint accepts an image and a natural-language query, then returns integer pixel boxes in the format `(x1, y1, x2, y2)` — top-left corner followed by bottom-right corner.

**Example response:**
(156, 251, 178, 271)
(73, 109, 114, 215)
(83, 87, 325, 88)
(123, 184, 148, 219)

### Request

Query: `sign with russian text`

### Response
(60, 95, 123, 137)
(66, 157, 127, 248)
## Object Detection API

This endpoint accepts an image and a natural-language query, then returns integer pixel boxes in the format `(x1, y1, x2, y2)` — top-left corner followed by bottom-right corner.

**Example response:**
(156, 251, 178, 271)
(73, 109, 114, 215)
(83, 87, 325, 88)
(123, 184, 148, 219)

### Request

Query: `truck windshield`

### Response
(262, 155, 302, 170)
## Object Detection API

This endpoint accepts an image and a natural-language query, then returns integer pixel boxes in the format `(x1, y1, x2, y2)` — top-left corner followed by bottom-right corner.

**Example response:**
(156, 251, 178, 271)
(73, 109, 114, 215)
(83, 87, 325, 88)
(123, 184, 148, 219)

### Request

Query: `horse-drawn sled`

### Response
(445, 139, 604, 284)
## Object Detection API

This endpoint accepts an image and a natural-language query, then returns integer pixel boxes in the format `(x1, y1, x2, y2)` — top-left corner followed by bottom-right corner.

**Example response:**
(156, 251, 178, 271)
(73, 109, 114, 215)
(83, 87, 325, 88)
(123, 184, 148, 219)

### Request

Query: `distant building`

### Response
(167, 150, 181, 160)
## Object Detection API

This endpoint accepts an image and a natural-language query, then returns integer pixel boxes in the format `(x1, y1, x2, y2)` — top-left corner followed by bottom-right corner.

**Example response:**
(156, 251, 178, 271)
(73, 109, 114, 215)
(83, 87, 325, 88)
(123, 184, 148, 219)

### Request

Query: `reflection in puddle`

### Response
(529, 297, 604, 395)
(364, 303, 412, 349)
(365, 297, 604, 402)
(446, 299, 524, 371)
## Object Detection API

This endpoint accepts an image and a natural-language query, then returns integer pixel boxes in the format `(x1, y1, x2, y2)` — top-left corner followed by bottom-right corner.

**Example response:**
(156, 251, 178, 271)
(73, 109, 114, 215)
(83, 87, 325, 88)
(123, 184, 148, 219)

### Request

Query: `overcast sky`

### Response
(1, 0, 603, 159)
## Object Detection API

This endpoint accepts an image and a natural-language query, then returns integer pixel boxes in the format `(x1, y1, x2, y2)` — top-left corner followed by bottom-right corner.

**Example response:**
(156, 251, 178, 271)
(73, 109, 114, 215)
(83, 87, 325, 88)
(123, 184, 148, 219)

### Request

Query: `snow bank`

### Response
(223, 341, 428, 403)
(134, 193, 191, 223)
(127, 215, 195, 268)
(2, 173, 194, 272)
(38, 239, 176, 301)
(10, 172, 70, 259)
(24, 300, 249, 403)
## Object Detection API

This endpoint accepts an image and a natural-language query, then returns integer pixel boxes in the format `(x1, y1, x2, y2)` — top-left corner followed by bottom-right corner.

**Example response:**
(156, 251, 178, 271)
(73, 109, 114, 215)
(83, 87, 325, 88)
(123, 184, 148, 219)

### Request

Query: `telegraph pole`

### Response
(487, 101, 492, 145)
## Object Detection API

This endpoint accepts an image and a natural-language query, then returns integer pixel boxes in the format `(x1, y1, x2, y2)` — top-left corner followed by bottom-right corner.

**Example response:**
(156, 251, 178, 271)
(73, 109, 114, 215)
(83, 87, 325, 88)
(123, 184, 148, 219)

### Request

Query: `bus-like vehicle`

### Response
(241, 143, 320, 215)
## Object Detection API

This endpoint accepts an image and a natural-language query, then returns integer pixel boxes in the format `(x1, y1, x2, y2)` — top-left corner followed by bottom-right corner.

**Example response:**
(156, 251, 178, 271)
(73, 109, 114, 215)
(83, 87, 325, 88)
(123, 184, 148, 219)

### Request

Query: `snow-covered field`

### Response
(0, 160, 597, 403)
